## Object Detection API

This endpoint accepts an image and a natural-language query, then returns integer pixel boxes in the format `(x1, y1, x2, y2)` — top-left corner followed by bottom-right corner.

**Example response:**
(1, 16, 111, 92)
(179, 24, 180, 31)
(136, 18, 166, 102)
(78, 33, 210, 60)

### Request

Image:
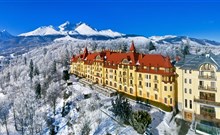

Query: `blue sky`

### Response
(0, 0, 220, 41)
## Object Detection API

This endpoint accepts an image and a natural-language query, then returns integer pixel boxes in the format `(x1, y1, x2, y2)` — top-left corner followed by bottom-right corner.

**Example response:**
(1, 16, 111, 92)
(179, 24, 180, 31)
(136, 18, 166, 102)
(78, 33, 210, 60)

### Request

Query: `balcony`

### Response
(198, 85, 217, 92)
(195, 112, 216, 123)
(154, 80, 158, 83)
(119, 74, 122, 77)
(138, 85, 143, 88)
(138, 77, 143, 81)
(198, 75, 216, 81)
(194, 98, 220, 107)
(154, 88, 158, 91)
(130, 76, 133, 79)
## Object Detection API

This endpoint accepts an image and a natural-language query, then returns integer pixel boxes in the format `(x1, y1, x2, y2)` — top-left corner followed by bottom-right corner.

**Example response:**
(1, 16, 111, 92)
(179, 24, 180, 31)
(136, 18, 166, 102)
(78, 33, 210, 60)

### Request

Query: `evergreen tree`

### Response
(35, 82, 41, 98)
(181, 41, 190, 56)
(148, 41, 156, 51)
(129, 110, 152, 134)
(62, 70, 70, 81)
(122, 43, 128, 52)
(29, 59, 34, 81)
(111, 94, 132, 124)
(6, 72, 10, 82)
(24, 57, 27, 65)
(34, 64, 40, 76)
(63, 49, 69, 68)
(51, 61, 57, 74)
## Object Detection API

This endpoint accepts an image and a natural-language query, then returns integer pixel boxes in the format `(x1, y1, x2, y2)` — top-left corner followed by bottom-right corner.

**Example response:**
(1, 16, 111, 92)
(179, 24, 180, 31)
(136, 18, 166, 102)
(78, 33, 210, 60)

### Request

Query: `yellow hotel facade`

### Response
(70, 42, 176, 111)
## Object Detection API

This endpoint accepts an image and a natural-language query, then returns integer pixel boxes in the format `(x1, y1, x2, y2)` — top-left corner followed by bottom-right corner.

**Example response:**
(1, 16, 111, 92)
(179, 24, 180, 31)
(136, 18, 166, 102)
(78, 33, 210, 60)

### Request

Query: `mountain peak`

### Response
(0, 30, 13, 40)
(19, 25, 61, 36)
(59, 21, 74, 32)
(74, 22, 98, 35)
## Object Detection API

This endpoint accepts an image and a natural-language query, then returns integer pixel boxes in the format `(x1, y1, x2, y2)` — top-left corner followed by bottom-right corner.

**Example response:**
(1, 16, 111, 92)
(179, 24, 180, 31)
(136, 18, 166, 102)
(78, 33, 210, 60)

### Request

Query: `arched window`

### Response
(124, 86, 127, 92)
(130, 88, 133, 94)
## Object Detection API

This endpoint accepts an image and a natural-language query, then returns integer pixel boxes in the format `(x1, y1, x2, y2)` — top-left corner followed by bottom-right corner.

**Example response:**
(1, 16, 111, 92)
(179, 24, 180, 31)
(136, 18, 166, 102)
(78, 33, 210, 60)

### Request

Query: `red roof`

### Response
(71, 42, 174, 74)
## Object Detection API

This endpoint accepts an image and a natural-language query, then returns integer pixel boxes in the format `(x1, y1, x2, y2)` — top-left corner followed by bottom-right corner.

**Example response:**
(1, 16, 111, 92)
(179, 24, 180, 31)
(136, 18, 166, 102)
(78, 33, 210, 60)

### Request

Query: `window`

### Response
(154, 75, 157, 80)
(164, 98, 167, 104)
(189, 89, 192, 94)
(185, 79, 187, 83)
(155, 84, 157, 88)
(119, 85, 122, 90)
(170, 86, 172, 91)
(189, 79, 192, 84)
(139, 74, 142, 77)
(199, 81, 204, 86)
(146, 75, 148, 79)
(185, 69, 187, 73)
(149, 83, 151, 87)
(185, 99, 187, 108)
(149, 75, 151, 79)
(189, 70, 192, 74)
(139, 81, 142, 86)
(130, 88, 133, 94)
(130, 73, 132, 77)
(124, 87, 127, 92)
(211, 82, 216, 89)
(155, 94, 158, 100)
(190, 100, 192, 109)
(130, 80, 133, 84)
(164, 86, 167, 91)
(170, 98, 173, 104)
(146, 83, 148, 87)
(139, 90, 142, 95)
(147, 92, 150, 98)
(185, 88, 187, 93)
(114, 83, 117, 88)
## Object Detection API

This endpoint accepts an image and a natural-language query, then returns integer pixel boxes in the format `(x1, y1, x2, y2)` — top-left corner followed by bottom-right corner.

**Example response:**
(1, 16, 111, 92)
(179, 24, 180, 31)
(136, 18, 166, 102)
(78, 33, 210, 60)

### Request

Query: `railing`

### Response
(154, 88, 158, 91)
(198, 75, 216, 81)
(195, 122, 220, 135)
(198, 85, 217, 92)
(138, 77, 143, 80)
(138, 85, 143, 88)
(154, 80, 158, 83)
(194, 98, 220, 107)
(130, 76, 133, 79)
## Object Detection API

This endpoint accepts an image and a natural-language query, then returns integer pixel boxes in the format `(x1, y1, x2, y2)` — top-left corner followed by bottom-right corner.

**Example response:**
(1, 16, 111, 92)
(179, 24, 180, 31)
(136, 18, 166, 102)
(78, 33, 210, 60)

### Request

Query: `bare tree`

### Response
(0, 98, 11, 135)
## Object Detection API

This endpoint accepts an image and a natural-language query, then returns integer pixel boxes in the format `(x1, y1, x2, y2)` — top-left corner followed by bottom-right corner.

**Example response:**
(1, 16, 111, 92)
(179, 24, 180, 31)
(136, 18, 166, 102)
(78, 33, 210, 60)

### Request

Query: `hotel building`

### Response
(70, 42, 176, 111)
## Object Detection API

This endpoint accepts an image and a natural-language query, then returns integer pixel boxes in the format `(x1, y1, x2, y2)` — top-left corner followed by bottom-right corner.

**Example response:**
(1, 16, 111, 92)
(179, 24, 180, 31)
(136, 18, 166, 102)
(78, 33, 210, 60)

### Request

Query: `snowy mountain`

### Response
(19, 25, 62, 36)
(58, 21, 75, 32)
(1, 21, 220, 57)
(19, 21, 124, 37)
(0, 30, 14, 40)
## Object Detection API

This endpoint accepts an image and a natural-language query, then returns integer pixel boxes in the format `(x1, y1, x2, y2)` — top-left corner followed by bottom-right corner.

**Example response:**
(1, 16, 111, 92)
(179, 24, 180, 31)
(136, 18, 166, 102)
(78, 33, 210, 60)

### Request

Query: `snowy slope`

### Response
(74, 23, 99, 35)
(19, 25, 62, 36)
(74, 23, 123, 37)
(149, 35, 177, 42)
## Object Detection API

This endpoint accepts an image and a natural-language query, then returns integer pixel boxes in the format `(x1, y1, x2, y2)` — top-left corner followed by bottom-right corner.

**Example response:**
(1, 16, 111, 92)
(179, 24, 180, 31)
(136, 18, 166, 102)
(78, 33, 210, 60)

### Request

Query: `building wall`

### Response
(71, 60, 175, 109)
(176, 63, 220, 123)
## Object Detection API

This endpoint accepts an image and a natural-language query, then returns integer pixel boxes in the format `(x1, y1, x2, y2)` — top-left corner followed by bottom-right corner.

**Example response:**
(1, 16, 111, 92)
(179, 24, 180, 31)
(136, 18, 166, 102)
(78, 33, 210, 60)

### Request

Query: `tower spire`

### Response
(129, 41, 136, 52)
